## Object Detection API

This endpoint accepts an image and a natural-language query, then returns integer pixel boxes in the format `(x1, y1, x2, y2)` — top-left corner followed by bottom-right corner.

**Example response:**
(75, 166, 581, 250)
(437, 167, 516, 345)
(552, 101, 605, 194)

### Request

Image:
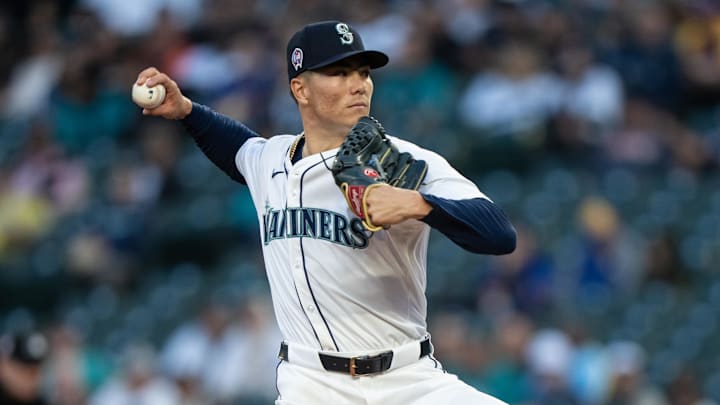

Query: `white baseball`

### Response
(132, 82, 166, 109)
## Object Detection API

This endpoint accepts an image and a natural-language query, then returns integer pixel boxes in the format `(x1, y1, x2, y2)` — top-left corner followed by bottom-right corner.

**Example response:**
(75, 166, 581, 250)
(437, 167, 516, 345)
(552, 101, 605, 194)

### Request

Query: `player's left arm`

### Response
(419, 194, 516, 255)
(364, 186, 516, 255)
(368, 139, 516, 255)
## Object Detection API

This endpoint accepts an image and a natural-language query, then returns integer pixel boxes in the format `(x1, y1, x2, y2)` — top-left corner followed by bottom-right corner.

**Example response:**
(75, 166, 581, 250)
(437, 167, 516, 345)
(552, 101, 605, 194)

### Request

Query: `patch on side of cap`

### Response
(291, 48, 303, 71)
(335, 23, 354, 45)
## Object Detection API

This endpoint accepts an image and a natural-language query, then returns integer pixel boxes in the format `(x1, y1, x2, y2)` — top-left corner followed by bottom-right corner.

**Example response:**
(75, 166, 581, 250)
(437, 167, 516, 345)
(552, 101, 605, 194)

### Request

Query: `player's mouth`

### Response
(348, 102, 368, 109)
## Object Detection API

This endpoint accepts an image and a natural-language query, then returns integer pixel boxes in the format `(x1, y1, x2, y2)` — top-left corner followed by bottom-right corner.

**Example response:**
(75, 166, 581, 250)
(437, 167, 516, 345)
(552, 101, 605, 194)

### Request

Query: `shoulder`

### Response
(240, 133, 297, 154)
(386, 135, 447, 164)
(386, 134, 484, 198)
(246, 134, 296, 147)
(269, 134, 298, 144)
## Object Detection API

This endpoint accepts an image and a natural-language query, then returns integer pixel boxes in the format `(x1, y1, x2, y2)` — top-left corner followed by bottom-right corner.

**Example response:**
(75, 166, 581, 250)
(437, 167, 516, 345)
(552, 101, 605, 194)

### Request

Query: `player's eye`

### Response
(325, 69, 345, 77)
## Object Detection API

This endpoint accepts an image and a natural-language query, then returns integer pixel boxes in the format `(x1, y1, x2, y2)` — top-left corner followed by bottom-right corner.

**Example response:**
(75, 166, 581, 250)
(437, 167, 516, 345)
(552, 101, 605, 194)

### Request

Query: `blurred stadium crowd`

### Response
(1, 0, 720, 404)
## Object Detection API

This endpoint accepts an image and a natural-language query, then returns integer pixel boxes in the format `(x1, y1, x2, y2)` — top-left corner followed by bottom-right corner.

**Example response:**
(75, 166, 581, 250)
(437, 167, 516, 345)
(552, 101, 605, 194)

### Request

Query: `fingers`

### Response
(364, 184, 396, 227)
(145, 73, 171, 88)
(135, 67, 177, 89)
(136, 66, 160, 85)
(145, 73, 180, 99)
(134, 67, 193, 119)
(364, 187, 428, 227)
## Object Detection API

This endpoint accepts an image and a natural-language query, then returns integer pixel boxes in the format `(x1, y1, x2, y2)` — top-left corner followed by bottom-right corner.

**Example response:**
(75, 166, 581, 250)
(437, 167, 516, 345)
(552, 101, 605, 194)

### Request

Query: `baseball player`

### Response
(136, 20, 516, 405)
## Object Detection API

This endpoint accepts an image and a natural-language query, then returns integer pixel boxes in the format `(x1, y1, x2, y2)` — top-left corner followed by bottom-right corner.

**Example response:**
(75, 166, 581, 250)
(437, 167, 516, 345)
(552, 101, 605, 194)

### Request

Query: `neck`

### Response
(303, 134, 344, 157)
(300, 118, 348, 157)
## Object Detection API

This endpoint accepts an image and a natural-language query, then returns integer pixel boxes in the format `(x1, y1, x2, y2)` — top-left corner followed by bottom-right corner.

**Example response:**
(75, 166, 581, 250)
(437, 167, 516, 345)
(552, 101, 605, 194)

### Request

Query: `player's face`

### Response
(305, 57, 373, 132)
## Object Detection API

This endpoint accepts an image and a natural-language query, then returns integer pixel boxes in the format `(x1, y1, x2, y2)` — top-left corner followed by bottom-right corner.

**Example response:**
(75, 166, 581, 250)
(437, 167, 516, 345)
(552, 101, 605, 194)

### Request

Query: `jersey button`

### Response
(307, 305, 315, 312)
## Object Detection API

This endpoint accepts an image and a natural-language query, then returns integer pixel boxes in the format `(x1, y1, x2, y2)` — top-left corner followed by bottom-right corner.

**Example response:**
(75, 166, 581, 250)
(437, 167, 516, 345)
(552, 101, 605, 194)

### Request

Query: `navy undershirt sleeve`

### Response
(180, 102, 259, 183)
(420, 194, 516, 255)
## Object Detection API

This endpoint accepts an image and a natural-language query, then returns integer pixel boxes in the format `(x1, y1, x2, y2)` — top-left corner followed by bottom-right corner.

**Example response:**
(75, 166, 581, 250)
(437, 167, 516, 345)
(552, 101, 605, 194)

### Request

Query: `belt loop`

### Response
(278, 342, 289, 361)
(419, 337, 431, 359)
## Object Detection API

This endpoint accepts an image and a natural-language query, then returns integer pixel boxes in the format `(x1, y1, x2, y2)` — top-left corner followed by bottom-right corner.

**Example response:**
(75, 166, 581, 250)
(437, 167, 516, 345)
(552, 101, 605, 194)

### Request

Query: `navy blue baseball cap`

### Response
(286, 21, 389, 81)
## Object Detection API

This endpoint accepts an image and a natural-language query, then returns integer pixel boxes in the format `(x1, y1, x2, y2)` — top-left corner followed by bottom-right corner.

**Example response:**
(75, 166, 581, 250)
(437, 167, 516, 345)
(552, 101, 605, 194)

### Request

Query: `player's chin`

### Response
(347, 108, 370, 123)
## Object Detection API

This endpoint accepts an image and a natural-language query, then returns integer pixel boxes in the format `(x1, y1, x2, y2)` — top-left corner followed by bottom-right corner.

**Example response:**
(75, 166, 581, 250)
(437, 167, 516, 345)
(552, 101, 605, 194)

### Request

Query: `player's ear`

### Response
(290, 76, 309, 105)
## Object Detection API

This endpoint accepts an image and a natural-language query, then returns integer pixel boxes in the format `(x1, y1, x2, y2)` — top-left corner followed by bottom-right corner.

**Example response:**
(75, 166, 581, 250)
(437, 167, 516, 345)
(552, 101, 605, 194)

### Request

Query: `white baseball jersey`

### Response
(235, 134, 488, 353)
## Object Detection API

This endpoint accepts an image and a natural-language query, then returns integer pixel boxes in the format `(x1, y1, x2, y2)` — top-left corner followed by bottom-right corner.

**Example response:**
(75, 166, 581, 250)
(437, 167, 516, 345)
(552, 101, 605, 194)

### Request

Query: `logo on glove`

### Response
(363, 168, 379, 178)
(348, 185, 365, 218)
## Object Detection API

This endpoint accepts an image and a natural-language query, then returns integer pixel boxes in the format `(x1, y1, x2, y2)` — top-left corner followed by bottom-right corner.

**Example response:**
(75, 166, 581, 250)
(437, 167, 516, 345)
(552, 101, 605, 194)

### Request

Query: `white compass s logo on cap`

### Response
(335, 23, 354, 45)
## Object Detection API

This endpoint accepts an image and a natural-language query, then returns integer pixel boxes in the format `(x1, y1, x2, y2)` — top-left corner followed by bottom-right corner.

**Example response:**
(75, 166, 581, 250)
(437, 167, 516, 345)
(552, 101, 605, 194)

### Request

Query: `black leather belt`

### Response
(279, 338, 431, 377)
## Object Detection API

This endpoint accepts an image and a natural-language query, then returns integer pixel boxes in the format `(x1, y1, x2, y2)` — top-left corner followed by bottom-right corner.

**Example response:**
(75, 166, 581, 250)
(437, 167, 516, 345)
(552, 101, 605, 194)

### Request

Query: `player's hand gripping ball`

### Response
(131, 82, 166, 109)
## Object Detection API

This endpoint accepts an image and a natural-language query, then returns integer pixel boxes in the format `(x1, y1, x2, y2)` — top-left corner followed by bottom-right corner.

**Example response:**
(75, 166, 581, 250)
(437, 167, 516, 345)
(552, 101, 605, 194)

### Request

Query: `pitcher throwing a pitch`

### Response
(135, 20, 516, 405)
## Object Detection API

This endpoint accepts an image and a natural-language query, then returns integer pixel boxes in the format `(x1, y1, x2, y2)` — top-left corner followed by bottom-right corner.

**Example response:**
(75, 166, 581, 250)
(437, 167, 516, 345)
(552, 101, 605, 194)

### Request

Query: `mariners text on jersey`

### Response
(262, 204, 371, 249)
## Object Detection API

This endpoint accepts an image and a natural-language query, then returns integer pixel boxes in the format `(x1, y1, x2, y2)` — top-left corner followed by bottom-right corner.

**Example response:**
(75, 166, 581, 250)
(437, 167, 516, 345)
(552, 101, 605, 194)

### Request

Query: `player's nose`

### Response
(349, 72, 368, 94)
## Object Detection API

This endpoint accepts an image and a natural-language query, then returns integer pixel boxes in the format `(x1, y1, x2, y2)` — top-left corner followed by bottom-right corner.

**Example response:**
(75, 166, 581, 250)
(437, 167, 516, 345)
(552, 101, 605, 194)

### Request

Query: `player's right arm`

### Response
(135, 67, 260, 183)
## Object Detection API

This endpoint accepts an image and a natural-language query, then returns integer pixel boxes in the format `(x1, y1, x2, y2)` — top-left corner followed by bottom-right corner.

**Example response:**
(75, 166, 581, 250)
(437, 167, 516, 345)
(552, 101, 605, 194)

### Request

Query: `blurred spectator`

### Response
(489, 224, 556, 315)
(10, 123, 90, 216)
(667, 368, 719, 405)
(482, 1, 536, 46)
(458, 40, 563, 170)
(601, 2, 683, 112)
(372, 23, 460, 152)
(205, 28, 278, 131)
(160, 295, 281, 403)
(549, 40, 624, 160)
(566, 323, 611, 405)
(2, 11, 63, 120)
(65, 230, 127, 284)
(459, 41, 563, 137)
(169, 43, 238, 96)
(574, 197, 645, 299)
(674, 1, 720, 113)
(433, 0, 491, 48)
(229, 295, 283, 402)
(428, 310, 487, 387)
(200, 0, 267, 35)
(481, 313, 534, 404)
(64, 154, 155, 285)
(0, 166, 55, 260)
(643, 228, 688, 286)
(525, 328, 578, 405)
(0, 331, 50, 405)
(44, 323, 112, 405)
(605, 341, 669, 405)
(135, 120, 183, 203)
(603, 100, 715, 172)
(80, 0, 202, 36)
(49, 47, 137, 156)
(602, 99, 671, 168)
(89, 342, 179, 405)
(352, 1, 413, 62)
(557, 39, 624, 127)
